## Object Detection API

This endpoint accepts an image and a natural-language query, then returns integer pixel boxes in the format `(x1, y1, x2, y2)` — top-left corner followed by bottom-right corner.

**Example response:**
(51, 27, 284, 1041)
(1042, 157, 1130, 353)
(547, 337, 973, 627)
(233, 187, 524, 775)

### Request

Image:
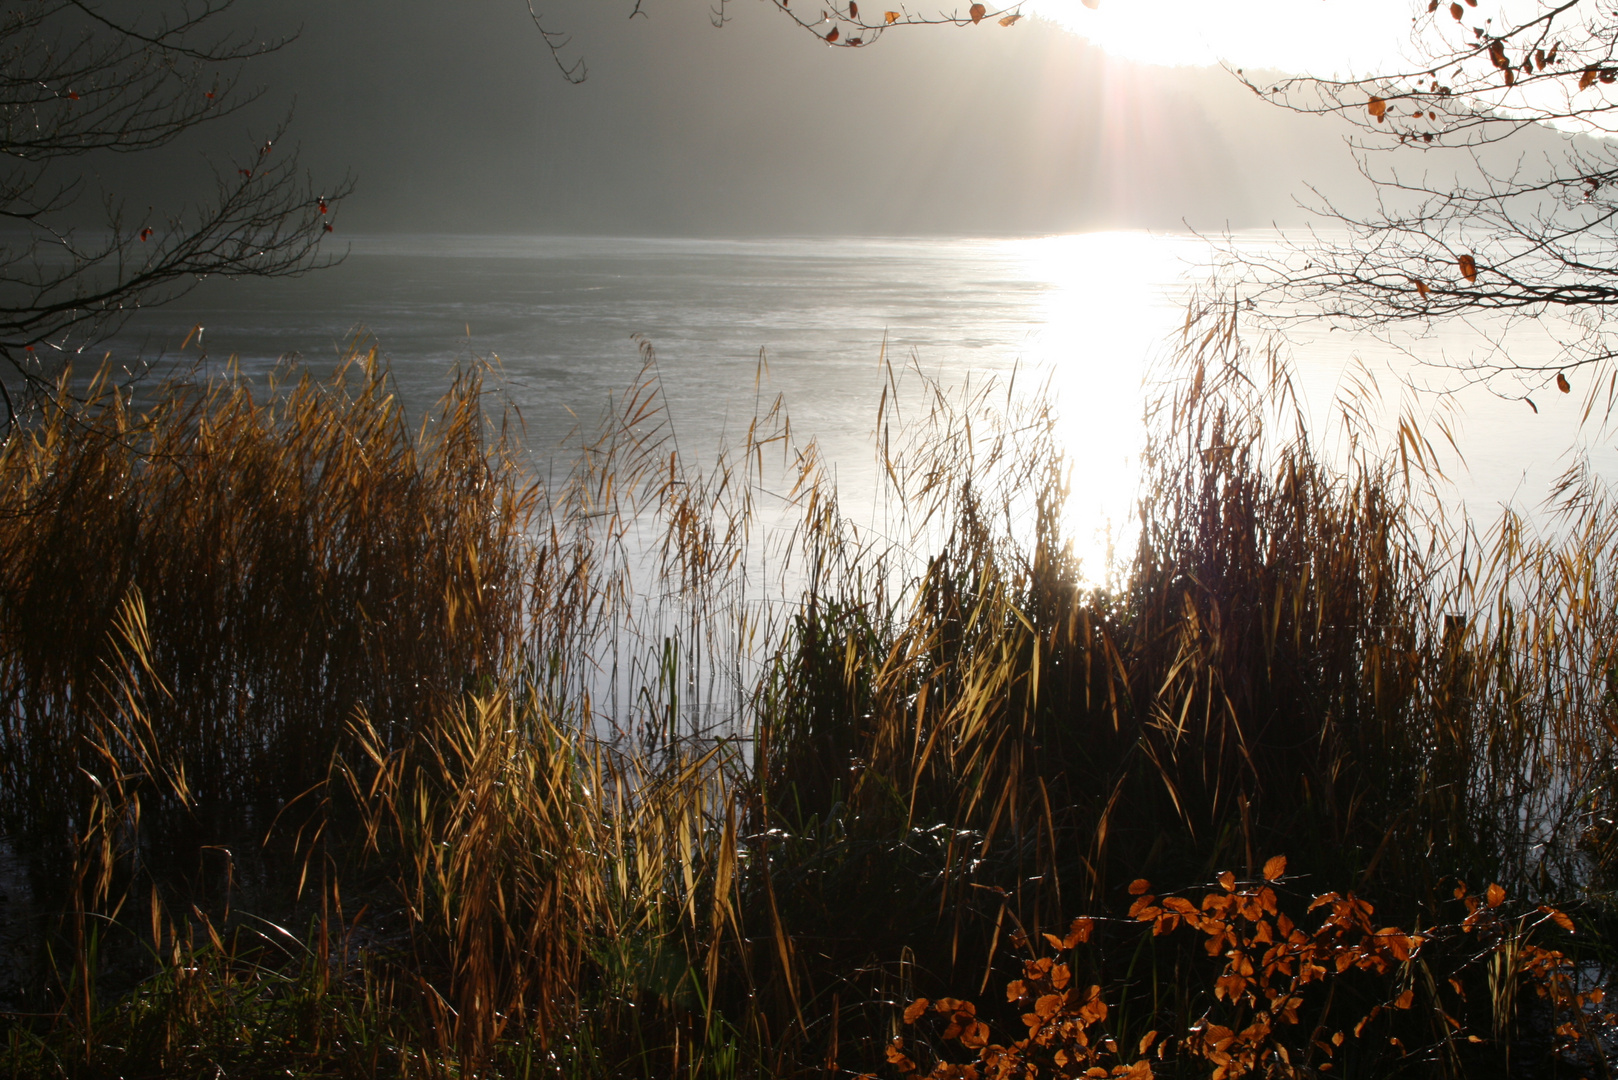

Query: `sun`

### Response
(1026, 0, 1418, 75)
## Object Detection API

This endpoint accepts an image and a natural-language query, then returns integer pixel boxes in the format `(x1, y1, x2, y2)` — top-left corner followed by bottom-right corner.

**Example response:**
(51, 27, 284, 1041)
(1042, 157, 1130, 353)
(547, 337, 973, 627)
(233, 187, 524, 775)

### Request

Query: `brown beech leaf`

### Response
(849, 0, 858, 15)
(1458, 253, 1477, 281)
(1486, 882, 1506, 907)
(968, 3, 985, 22)
(1581, 66, 1599, 89)
(826, 25, 840, 41)
(1263, 854, 1288, 881)
(1414, 278, 1429, 297)
(885, 9, 899, 21)
(1427, 0, 1437, 10)
(1367, 95, 1387, 119)
(1449, 2, 1462, 18)
(1557, 372, 1571, 393)
(1128, 878, 1152, 895)
(903, 998, 929, 1024)
(1488, 40, 1507, 68)
(999, 12, 1021, 24)
(1065, 917, 1095, 945)
(960, 1020, 991, 1048)
(1540, 905, 1576, 932)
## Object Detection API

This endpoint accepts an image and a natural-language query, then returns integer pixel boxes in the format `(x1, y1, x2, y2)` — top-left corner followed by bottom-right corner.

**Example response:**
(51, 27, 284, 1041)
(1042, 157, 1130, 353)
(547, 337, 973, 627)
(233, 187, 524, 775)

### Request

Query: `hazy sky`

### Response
(89, 0, 1547, 236)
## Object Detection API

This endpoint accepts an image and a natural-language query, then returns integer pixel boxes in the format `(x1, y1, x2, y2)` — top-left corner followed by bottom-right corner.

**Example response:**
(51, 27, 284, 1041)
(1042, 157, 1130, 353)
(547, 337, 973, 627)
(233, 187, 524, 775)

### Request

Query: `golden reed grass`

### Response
(1, 306, 1617, 1077)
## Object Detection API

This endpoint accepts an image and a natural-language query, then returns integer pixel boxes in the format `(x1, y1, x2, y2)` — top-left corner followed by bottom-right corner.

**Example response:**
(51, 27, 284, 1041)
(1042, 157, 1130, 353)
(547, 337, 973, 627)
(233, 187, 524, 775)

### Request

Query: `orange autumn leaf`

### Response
(1557, 372, 1571, 393)
(1485, 883, 1505, 907)
(1458, 253, 1477, 281)
(1582, 66, 1600, 89)
(1540, 905, 1576, 931)
(968, 3, 986, 22)
(903, 998, 930, 1024)
(1395, 988, 1415, 1009)
(1367, 95, 1387, 120)
(999, 12, 1021, 24)
(1128, 878, 1151, 895)
(1263, 854, 1288, 881)
(849, 0, 858, 15)
(885, 9, 900, 20)
(1449, 2, 1462, 17)
(886, 1041, 916, 1073)
(826, 25, 840, 41)
(1414, 278, 1429, 297)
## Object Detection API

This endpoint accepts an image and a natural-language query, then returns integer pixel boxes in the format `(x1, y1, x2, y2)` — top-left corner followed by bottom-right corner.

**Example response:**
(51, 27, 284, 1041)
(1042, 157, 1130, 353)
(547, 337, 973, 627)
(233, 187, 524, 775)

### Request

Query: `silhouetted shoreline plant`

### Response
(2, 306, 1618, 1078)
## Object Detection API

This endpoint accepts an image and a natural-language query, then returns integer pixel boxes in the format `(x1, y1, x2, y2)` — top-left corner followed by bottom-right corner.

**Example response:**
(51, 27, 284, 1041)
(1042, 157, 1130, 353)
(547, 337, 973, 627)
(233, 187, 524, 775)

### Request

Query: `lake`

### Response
(95, 231, 1618, 579)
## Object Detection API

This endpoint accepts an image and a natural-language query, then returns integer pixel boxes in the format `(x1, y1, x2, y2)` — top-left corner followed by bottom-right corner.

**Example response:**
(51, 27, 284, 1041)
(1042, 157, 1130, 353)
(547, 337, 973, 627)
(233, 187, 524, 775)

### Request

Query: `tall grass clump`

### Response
(1, 306, 1617, 1078)
(0, 351, 530, 859)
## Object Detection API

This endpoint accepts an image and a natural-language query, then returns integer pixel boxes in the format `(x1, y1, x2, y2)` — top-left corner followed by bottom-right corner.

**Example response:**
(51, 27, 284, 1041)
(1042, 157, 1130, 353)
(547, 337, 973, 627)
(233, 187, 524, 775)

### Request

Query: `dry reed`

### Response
(1, 306, 1616, 1078)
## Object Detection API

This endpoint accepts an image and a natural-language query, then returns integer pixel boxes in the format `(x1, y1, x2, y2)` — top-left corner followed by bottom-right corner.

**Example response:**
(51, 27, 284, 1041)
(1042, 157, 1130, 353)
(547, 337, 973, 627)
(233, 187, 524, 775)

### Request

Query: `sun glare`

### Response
(1004, 232, 1209, 583)
(1027, 0, 1417, 75)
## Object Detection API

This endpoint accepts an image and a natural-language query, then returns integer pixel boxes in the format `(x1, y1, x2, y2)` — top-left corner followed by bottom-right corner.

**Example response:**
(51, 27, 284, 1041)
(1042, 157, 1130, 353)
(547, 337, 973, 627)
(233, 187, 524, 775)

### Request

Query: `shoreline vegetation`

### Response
(3, 304, 1618, 1078)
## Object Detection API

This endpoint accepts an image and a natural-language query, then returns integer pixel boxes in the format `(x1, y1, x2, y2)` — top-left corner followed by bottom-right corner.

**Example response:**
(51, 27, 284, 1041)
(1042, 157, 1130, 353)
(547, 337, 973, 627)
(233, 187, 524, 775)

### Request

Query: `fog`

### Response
(83, 0, 1408, 237)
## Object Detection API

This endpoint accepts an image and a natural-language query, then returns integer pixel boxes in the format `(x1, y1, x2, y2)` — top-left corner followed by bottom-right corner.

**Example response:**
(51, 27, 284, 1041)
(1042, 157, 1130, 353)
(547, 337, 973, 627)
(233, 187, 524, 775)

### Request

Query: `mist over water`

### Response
(102, 231, 1618, 580)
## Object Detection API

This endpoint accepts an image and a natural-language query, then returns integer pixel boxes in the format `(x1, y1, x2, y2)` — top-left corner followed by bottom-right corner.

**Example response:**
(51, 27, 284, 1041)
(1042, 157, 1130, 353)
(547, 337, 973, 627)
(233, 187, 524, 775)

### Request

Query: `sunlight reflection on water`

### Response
(89, 230, 1618, 586)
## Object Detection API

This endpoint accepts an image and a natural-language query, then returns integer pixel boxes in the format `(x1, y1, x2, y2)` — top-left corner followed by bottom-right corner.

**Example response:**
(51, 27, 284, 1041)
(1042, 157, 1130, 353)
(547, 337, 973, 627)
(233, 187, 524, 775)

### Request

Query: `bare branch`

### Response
(1233, 0, 1618, 391)
(0, 0, 344, 400)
